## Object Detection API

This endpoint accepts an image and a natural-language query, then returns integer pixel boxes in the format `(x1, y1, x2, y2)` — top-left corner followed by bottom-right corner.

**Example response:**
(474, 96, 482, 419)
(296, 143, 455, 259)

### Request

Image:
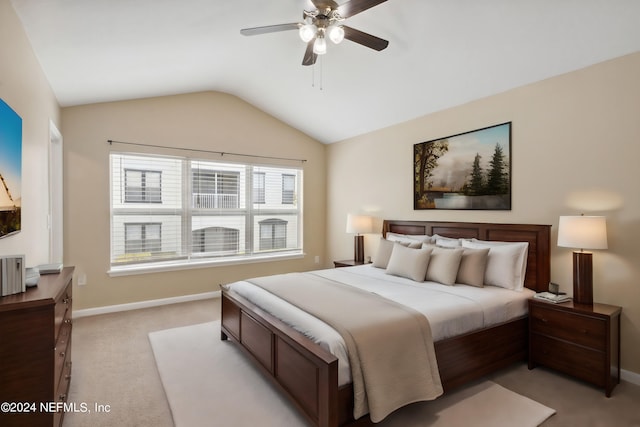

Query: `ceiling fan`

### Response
(240, 0, 389, 66)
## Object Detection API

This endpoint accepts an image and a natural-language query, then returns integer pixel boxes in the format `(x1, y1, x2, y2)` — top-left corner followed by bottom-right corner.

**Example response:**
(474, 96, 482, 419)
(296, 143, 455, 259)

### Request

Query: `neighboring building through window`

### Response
(192, 226, 239, 253)
(282, 174, 295, 204)
(192, 169, 239, 209)
(259, 218, 287, 250)
(110, 153, 302, 269)
(125, 169, 161, 203)
(253, 172, 265, 204)
(124, 223, 161, 253)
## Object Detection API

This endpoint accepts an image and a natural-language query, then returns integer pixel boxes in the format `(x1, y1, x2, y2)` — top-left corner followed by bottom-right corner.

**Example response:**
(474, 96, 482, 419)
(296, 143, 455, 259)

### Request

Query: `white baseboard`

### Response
(621, 368, 640, 386)
(72, 291, 220, 319)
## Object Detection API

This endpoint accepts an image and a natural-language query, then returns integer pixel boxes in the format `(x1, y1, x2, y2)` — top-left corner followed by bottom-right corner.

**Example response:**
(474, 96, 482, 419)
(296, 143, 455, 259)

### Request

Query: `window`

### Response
(259, 219, 287, 250)
(110, 153, 302, 270)
(253, 172, 265, 204)
(125, 223, 161, 253)
(125, 169, 161, 203)
(282, 174, 295, 204)
(192, 227, 239, 253)
(192, 169, 239, 208)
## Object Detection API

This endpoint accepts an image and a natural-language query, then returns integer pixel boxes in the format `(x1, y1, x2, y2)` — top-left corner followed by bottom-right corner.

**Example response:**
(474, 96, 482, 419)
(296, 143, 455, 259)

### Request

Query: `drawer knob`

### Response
(59, 394, 67, 402)
(540, 317, 548, 323)
(63, 298, 70, 304)
(64, 319, 73, 325)
(581, 329, 589, 334)
(59, 351, 66, 358)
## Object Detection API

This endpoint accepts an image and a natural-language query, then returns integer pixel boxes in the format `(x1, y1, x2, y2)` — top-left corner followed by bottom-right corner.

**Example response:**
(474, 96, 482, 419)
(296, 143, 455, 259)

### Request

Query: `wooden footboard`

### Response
(221, 288, 341, 427)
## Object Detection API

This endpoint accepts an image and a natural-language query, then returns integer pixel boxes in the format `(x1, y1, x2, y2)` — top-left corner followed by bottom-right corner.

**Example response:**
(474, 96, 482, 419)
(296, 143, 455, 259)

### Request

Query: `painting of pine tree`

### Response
(414, 123, 511, 210)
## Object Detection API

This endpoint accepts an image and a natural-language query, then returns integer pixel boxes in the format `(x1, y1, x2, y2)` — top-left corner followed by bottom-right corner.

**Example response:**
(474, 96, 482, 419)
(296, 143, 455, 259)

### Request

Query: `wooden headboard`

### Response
(382, 220, 551, 293)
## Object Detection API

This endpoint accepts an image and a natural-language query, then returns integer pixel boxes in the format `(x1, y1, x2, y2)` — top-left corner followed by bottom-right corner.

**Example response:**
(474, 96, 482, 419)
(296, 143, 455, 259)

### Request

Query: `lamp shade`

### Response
(558, 216, 608, 250)
(299, 24, 317, 42)
(313, 36, 327, 55)
(328, 25, 345, 44)
(346, 214, 373, 234)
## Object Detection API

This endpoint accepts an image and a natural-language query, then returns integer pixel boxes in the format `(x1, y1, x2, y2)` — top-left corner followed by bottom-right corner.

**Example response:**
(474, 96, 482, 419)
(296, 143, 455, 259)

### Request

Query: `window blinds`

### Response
(110, 153, 303, 268)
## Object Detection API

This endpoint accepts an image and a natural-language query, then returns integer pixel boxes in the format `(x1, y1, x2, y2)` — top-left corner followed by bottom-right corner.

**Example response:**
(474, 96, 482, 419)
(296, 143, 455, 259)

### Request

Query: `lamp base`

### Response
(354, 235, 364, 264)
(573, 251, 593, 305)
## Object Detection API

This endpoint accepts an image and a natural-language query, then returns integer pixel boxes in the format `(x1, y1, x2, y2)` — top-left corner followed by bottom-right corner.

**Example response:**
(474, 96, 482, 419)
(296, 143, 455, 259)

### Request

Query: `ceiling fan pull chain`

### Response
(319, 56, 323, 91)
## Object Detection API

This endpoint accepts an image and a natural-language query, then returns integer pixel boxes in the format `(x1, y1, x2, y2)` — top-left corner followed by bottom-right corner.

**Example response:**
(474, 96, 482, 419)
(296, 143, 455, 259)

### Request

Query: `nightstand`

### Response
(528, 298, 622, 397)
(333, 260, 365, 268)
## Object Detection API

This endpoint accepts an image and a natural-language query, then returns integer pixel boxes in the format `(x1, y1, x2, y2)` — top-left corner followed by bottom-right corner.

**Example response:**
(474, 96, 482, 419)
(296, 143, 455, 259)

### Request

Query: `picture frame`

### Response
(414, 122, 511, 210)
(0, 99, 22, 238)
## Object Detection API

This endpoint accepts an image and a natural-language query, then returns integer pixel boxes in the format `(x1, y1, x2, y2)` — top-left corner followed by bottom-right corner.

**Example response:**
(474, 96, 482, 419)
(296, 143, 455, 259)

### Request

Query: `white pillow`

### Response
(425, 247, 464, 286)
(386, 232, 434, 245)
(456, 247, 490, 287)
(432, 234, 462, 247)
(385, 244, 433, 282)
(461, 240, 528, 290)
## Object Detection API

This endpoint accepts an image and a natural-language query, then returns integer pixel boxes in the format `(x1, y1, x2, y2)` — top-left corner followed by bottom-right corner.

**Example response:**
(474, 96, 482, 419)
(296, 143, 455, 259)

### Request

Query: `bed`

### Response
(220, 220, 551, 427)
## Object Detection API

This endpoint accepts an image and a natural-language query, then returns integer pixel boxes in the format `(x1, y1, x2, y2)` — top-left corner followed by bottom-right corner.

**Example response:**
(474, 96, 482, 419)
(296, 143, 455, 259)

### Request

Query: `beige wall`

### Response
(62, 91, 326, 310)
(327, 52, 640, 375)
(0, 0, 61, 264)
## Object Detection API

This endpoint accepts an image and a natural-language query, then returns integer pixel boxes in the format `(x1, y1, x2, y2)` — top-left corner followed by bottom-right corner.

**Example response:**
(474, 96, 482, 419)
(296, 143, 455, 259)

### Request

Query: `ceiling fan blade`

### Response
(302, 39, 318, 66)
(337, 0, 388, 19)
(343, 26, 389, 51)
(310, 0, 339, 10)
(240, 23, 300, 36)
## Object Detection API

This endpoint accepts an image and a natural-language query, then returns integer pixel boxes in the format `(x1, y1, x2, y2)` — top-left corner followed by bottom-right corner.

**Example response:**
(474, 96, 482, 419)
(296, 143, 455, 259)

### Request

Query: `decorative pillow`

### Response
(456, 247, 490, 287)
(386, 232, 434, 245)
(372, 237, 396, 268)
(385, 244, 433, 282)
(425, 247, 464, 286)
(461, 240, 528, 290)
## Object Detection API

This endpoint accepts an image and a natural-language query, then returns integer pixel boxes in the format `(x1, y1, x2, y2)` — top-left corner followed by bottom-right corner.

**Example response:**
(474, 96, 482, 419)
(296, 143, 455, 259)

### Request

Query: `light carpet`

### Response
(149, 321, 555, 427)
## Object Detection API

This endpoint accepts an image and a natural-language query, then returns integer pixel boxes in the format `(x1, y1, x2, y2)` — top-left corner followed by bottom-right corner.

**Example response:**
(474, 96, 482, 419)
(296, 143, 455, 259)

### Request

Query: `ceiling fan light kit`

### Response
(299, 23, 317, 43)
(240, 0, 389, 66)
(313, 34, 327, 55)
(328, 25, 345, 44)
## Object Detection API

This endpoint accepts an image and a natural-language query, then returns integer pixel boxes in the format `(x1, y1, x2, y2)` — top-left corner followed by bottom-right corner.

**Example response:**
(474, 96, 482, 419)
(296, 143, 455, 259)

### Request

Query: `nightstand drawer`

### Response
(531, 334, 605, 387)
(530, 304, 606, 350)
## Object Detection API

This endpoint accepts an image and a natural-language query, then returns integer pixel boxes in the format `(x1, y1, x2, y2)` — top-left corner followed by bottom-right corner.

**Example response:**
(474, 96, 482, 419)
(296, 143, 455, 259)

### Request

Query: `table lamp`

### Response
(346, 214, 373, 263)
(557, 215, 608, 305)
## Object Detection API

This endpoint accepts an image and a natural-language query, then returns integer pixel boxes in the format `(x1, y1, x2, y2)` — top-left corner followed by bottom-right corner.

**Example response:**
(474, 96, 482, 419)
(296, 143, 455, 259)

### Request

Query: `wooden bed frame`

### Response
(220, 220, 551, 427)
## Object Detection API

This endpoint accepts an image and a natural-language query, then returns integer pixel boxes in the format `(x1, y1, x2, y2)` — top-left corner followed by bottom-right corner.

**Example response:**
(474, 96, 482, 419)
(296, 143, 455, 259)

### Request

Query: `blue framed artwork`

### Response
(0, 99, 22, 238)
(414, 122, 511, 210)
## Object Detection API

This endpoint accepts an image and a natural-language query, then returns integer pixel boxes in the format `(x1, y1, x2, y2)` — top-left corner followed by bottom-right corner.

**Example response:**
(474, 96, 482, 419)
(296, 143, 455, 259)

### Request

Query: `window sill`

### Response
(107, 251, 305, 277)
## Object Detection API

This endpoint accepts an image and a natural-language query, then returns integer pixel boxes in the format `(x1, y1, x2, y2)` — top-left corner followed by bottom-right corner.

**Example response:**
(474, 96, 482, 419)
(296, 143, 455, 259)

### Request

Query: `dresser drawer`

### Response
(531, 333, 605, 387)
(54, 319, 72, 393)
(54, 356, 72, 427)
(54, 286, 72, 342)
(530, 304, 606, 350)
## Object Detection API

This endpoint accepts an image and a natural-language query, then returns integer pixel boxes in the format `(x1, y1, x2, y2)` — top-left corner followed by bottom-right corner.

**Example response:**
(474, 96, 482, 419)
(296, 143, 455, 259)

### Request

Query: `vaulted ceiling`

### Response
(11, 0, 640, 143)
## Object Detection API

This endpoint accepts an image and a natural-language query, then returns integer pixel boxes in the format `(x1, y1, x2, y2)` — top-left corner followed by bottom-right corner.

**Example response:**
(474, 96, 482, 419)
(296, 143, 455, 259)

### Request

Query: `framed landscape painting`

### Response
(414, 122, 511, 210)
(0, 99, 22, 238)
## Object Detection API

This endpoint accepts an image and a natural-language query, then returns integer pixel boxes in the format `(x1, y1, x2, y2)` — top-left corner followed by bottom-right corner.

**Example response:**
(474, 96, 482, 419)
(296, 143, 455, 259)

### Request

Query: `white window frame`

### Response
(109, 152, 304, 276)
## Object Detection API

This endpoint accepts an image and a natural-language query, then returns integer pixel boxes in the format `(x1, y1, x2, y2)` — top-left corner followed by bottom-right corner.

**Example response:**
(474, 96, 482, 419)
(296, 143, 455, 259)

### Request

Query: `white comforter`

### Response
(228, 264, 534, 385)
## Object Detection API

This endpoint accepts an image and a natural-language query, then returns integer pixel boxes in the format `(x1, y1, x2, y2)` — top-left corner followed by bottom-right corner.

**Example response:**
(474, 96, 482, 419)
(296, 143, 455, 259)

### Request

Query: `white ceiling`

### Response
(10, 0, 640, 144)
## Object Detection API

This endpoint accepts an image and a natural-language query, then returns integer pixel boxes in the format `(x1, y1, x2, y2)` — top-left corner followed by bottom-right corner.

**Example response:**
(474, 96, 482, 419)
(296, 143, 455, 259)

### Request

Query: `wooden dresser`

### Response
(528, 298, 621, 397)
(0, 266, 74, 427)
